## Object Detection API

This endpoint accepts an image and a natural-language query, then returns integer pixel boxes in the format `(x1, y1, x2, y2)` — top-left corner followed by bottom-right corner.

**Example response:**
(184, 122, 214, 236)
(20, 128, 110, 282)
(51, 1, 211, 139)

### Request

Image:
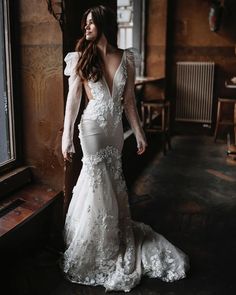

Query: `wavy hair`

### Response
(75, 5, 118, 82)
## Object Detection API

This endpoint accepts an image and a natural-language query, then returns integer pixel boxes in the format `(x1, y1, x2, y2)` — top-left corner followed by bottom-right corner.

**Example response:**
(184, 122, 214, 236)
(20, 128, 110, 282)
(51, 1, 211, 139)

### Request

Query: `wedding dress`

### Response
(61, 48, 190, 292)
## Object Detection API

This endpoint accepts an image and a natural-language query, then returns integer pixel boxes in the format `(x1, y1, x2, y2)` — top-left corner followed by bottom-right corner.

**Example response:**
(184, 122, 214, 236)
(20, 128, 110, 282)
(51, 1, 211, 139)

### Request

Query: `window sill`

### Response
(0, 166, 32, 200)
(0, 184, 63, 240)
(0, 165, 64, 253)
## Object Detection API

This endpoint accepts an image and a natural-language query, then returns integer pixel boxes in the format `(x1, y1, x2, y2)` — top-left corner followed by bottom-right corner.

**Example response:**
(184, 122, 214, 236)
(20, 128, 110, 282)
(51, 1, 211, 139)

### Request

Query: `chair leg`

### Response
(162, 105, 166, 155)
(234, 102, 236, 144)
(166, 103, 171, 150)
(162, 132, 167, 155)
(141, 101, 172, 155)
(214, 100, 221, 142)
(167, 130, 171, 150)
(148, 106, 152, 128)
(141, 104, 146, 129)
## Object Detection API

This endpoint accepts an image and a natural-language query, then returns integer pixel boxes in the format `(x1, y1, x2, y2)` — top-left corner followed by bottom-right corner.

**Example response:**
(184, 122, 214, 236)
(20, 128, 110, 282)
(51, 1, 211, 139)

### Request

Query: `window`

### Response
(117, 0, 145, 76)
(0, 0, 16, 171)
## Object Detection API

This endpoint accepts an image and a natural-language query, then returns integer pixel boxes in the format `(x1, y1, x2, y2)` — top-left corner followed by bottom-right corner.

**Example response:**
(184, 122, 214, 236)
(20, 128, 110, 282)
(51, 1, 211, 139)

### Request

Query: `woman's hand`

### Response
(63, 151, 73, 162)
(136, 134, 148, 155)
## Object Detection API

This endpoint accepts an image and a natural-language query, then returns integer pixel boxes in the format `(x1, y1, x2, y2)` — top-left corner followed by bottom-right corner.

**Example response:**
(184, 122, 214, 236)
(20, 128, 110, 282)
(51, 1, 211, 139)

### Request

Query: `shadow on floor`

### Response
(3, 134, 236, 295)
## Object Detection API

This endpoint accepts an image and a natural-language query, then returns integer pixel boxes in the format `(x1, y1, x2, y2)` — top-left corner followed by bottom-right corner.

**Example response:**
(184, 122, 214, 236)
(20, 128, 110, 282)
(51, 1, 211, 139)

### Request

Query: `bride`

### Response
(61, 5, 189, 293)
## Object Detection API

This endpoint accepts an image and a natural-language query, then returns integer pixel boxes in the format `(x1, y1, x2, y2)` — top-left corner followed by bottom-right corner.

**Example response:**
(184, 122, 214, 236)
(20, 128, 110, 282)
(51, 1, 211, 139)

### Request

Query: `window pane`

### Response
(0, 0, 15, 166)
(126, 27, 133, 48)
(117, 0, 144, 76)
(117, 0, 133, 50)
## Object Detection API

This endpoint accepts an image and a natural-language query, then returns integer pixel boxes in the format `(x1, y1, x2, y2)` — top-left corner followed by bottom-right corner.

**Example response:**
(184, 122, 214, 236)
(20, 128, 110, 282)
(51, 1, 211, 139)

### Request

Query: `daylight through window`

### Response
(0, 0, 15, 167)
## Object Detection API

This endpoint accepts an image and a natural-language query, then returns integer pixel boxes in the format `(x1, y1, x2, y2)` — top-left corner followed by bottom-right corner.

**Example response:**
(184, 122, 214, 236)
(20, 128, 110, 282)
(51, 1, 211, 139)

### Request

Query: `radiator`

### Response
(175, 62, 215, 123)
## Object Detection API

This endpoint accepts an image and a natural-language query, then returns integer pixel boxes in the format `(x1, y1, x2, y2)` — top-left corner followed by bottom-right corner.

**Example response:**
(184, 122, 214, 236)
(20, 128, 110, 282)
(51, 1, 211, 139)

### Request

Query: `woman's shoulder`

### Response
(123, 47, 141, 67)
(109, 47, 124, 59)
(123, 47, 139, 57)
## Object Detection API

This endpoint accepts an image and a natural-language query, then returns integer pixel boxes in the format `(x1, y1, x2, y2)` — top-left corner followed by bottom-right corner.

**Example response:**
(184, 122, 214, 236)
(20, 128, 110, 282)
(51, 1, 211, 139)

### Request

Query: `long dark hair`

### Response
(75, 5, 118, 82)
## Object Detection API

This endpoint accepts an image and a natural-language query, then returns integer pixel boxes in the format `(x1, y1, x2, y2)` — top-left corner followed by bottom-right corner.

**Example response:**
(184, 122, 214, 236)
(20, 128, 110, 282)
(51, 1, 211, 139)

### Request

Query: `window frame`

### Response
(133, 0, 145, 76)
(117, 0, 146, 76)
(0, 0, 22, 176)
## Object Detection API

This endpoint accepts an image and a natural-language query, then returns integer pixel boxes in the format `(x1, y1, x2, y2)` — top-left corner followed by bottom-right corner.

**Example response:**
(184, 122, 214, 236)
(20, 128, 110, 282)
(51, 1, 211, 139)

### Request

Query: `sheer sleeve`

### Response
(62, 52, 82, 155)
(123, 48, 147, 146)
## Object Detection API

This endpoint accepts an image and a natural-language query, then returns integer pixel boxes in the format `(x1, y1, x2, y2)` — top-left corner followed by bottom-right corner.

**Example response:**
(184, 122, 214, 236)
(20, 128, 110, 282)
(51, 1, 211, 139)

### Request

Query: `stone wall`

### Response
(19, 0, 64, 190)
(144, 0, 168, 100)
(146, 0, 167, 79)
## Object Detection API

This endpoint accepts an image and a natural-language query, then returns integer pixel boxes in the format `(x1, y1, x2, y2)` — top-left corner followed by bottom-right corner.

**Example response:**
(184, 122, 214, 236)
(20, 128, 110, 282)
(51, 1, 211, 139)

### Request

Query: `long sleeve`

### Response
(123, 49, 147, 145)
(62, 52, 82, 155)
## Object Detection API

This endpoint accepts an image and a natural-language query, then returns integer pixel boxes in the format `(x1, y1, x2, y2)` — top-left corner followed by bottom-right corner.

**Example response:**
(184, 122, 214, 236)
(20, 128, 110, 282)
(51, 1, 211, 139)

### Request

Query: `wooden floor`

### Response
(2, 133, 236, 295)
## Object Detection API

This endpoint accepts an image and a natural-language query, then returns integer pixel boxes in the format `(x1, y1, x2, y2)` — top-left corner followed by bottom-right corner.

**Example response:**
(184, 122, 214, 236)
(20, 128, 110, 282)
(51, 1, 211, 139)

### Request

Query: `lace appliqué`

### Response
(62, 49, 189, 293)
(138, 222, 188, 283)
(63, 211, 119, 287)
(82, 145, 126, 193)
(82, 65, 126, 135)
(142, 249, 186, 282)
(62, 145, 140, 291)
(117, 60, 128, 98)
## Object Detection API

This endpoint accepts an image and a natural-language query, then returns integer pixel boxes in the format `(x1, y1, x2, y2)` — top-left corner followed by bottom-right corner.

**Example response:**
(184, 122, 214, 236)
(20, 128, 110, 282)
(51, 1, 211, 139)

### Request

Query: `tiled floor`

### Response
(3, 134, 236, 295)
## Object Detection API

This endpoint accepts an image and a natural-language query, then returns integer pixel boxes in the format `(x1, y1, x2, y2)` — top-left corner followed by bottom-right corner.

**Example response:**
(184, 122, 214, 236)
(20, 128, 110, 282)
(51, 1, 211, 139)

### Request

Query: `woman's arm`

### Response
(123, 50, 147, 155)
(62, 52, 82, 161)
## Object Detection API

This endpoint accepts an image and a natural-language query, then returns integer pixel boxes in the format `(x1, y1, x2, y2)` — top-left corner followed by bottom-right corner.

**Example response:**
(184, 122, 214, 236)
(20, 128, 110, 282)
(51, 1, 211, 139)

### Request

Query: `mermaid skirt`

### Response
(62, 116, 190, 292)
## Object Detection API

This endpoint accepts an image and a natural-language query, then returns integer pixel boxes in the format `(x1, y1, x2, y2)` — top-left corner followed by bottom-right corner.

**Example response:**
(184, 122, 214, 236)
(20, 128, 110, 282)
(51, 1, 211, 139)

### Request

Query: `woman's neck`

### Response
(97, 34, 113, 57)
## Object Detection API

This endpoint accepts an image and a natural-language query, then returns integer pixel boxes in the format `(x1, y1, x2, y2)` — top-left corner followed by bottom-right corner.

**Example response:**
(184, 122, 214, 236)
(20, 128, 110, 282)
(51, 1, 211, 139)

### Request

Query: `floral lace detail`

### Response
(112, 60, 127, 128)
(62, 49, 189, 293)
(115, 60, 127, 99)
(63, 143, 189, 291)
(63, 216, 188, 292)
(142, 248, 186, 282)
(137, 222, 189, 283)
(84, 81, 107, 131)
(109, 98, 124, 132)
(82, 145, 126, 193)
(63, 218, 140, 293)
(62, 145, 141, 292)
(63, 210, 119, 287)
(82, 60, 126, 135)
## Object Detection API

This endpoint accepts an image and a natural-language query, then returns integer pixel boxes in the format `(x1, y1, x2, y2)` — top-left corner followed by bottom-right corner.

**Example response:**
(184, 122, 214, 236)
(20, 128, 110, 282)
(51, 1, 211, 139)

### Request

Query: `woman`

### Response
(61, 5, 189, 292)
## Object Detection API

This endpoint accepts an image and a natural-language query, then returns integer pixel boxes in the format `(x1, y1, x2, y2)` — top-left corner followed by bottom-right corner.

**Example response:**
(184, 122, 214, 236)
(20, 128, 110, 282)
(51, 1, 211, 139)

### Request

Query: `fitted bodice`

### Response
(62, 48, 143, 154)
(82, 51, 127, 134)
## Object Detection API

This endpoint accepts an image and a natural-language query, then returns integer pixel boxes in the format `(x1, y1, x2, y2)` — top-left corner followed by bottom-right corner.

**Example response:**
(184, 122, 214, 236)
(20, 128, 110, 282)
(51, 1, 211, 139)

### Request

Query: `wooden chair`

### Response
(214, 98, 236, 143)
(141, 99, 171, 154)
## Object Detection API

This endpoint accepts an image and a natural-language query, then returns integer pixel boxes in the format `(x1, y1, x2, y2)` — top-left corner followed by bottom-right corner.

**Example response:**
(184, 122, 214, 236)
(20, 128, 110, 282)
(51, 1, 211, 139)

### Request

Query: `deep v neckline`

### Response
(102, 50, 125, 98)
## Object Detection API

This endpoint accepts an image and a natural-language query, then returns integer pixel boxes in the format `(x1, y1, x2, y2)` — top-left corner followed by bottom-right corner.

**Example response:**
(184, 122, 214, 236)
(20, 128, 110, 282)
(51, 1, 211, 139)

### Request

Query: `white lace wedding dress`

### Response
(61, 49, 190, 292)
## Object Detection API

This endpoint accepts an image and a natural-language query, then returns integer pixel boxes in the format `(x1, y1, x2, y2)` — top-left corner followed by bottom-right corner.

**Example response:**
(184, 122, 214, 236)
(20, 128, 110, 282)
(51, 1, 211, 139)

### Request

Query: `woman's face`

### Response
(84, 12, 98, 41)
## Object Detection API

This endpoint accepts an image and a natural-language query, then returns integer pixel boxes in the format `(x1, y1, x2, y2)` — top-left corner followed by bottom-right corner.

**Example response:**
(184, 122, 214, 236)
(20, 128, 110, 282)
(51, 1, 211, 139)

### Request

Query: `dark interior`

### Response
(0, 0, 236, 294)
